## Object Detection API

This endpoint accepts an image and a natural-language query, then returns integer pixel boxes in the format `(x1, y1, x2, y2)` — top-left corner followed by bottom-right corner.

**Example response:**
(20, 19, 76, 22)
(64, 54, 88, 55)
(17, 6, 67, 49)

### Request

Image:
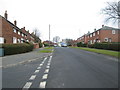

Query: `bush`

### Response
(39, 43, 43, 48)
(77, 42, 87, 47)
(2, 43, 34, 55)
(88, 42, 120, 51)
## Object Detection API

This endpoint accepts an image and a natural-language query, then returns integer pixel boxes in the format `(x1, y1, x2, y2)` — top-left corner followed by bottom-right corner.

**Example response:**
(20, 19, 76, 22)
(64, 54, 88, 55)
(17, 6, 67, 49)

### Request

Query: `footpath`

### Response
(0, 48, 52, 68)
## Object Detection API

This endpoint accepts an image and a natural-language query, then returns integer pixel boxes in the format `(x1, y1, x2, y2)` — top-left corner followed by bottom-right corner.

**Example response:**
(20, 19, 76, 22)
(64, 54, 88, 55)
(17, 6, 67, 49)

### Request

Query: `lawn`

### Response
(71, 47, 119, 58)
(39, 47, 54, 53)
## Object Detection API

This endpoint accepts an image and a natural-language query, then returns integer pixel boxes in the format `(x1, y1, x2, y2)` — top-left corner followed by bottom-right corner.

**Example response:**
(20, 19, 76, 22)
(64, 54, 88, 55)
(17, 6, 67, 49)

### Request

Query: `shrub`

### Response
(2, 43, 34, 55)
(88, 42, 120, 51)
(39, 43, 43, 48)
(77, 42, 87, 47)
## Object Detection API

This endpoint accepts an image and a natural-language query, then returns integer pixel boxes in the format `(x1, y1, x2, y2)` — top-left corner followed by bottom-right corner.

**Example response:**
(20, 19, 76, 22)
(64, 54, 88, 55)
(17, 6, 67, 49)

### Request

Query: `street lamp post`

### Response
(49, 24, 50, 47)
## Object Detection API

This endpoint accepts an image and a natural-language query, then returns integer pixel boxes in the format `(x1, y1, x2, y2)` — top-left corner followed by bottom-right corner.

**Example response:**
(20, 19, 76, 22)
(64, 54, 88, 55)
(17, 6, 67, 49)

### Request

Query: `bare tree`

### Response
(32, 28, 41, 43)
(102, 1, 120, 25)
(33, 28, 41, 38)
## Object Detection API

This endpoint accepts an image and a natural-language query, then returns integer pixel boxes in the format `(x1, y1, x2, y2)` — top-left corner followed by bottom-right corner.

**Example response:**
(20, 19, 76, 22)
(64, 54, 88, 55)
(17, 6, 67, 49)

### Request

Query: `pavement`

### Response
(1, 48, 51, 68)
(2, 47, 119, 89)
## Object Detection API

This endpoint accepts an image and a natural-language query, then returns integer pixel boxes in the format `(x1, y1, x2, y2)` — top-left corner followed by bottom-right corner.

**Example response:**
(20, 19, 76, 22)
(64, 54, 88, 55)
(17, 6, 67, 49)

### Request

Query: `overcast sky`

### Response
(0, 0, 118, 41)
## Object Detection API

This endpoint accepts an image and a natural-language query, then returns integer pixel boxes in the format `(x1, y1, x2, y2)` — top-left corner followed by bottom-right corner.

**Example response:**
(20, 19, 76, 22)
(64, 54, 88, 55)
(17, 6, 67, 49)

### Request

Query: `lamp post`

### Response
(49, 24, 50, 47)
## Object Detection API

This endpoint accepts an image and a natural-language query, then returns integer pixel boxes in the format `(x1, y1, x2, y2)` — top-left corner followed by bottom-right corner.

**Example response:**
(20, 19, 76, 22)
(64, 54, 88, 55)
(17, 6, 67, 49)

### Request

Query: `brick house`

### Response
(0, 11, 35, 44)
(77, 25, 120, 44)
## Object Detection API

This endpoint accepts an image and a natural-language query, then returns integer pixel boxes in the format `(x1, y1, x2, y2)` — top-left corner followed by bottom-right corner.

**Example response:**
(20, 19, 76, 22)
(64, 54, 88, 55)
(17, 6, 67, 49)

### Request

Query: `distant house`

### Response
(0, 11, 35, 44)
(77, 25, 120, 44)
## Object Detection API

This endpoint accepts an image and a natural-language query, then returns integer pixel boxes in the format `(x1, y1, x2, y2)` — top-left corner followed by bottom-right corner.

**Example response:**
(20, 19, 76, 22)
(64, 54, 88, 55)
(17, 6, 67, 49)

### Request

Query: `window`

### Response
(97, 31, 99, 35)
(108, 38, 112, 42)
(104, 38, 108, 42)
(18, 31, 20, 35)
(112, 30, 116, 34)
(18, 39, 20, 43)
(22, 33, 24, 37)
(13, 29, 17, 33)
(0, 37, 4, 44)
(90, 40, 92, 44)
(13, 37, 17, 43)
(93, 33, 95, 36)
(90, 34, 92, 37)
(21, 38, 24, 43)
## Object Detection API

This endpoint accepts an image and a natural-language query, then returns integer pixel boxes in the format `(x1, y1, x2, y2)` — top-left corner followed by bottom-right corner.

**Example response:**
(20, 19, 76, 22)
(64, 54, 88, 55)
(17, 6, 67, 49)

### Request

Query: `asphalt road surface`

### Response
(2, 47, 118, 89)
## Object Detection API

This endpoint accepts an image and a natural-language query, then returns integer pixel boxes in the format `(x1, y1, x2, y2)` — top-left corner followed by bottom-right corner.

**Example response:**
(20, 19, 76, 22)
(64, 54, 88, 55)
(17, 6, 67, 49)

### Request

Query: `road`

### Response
(2, 47, 118, 89)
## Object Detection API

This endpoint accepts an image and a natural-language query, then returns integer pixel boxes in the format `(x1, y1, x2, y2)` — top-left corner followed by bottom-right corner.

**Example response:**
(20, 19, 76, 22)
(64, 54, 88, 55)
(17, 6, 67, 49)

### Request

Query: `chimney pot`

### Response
(4, 10, 8, 20)
(102, 25, 104, 27)
(14, 20, 17, 26)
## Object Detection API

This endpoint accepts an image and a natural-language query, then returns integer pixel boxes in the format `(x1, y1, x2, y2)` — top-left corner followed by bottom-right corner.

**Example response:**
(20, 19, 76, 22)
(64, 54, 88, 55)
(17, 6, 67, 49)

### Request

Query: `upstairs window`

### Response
(97, 31, 99, 35)
(22, 33, 24, 37)
(112, 30, 116, 34)
(18, 31, 20, 35)
(13, 29, 17, 33)
(0, 37, 4, 44)
(90, 34, 92, 37)
(93, 33, 95, 36)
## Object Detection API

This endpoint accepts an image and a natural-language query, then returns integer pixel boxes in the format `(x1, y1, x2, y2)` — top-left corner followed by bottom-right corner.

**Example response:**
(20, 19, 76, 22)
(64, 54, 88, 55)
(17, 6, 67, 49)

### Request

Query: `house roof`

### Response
(99, 26, 119, 30)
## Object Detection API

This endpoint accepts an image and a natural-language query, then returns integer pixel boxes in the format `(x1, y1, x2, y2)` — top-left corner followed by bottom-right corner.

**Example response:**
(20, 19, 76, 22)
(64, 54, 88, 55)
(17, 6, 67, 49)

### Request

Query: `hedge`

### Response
(1, 43, 34, 55)
(88, 43, 120, 51)
(77, 42, 87, 47)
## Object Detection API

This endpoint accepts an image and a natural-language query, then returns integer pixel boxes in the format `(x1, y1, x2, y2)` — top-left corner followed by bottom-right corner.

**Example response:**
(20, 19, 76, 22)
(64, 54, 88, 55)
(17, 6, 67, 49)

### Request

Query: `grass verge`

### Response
(71, 47, 119, 58)
(39, 47, 54, 53)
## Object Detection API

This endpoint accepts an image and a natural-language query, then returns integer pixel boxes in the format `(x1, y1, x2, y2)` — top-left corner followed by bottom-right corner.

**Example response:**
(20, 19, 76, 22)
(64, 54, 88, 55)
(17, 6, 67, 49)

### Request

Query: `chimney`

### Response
(4, 10, 8, 20)
(23, 27, 25, 30)
(102, 25, 104, 27)
(94, 28, 96, 31)
(14, 20, 17, 26)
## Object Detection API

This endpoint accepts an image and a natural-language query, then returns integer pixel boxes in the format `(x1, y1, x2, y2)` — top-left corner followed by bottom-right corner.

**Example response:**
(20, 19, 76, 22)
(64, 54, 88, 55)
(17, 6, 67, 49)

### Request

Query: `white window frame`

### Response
(0, 37, 4, 44)
(90, 34, 92, 37)
(13, 37, 17, 43)
(18, 31, 20, 35)
(22, 33, 24, 37)
(13, 29, 17, 33)
(93, 33, 95, 36)
(97, 31, 99, 35)
(104, 38, 108, 42)
(18, 39, 20, 43)
(112, 30, 116, 34)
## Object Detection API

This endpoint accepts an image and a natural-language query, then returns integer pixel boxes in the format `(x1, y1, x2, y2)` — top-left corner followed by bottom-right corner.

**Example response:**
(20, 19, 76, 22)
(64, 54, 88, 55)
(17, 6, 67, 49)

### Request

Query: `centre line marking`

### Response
(46, 66, 50, 69)
(39, 81, 46, 88)
(40, 64, 43, 66)
(42, 74, 48, 80)
(23, 82, 32, 89)
(44, 69, 49, 73)
(34, 70, 39, 73)
(47, 63, 50, 66)
(37, 67, 41, 69)
(29, 75, 36, 80)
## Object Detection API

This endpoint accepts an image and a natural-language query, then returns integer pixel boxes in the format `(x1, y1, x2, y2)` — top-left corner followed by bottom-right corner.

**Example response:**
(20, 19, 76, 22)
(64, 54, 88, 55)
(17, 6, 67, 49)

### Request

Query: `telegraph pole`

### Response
(49, 24, 50, 47)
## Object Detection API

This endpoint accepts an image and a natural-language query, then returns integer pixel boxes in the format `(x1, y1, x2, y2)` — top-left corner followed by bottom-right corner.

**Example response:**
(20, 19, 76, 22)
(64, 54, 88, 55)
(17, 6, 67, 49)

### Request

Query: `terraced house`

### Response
(77, 25, 120, 44)
(0, 11, 35, 44)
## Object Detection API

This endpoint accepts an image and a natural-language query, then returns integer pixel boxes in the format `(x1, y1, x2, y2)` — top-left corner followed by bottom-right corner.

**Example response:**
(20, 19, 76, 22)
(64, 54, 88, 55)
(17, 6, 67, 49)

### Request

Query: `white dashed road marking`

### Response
(37, 67, 41, 69)
(40, 64, 43, 66)
(23, 56, 53, 89)
(42, 74, 48, 80)
(46, 66, 50, 69)
(47, 63, 50, 66)
(34, 70, 39, 73)
(44, 69, 49, 73)
(39, 81, 46, 88)
(23, 82, 32, 89)
(29, 75, 36, 80)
